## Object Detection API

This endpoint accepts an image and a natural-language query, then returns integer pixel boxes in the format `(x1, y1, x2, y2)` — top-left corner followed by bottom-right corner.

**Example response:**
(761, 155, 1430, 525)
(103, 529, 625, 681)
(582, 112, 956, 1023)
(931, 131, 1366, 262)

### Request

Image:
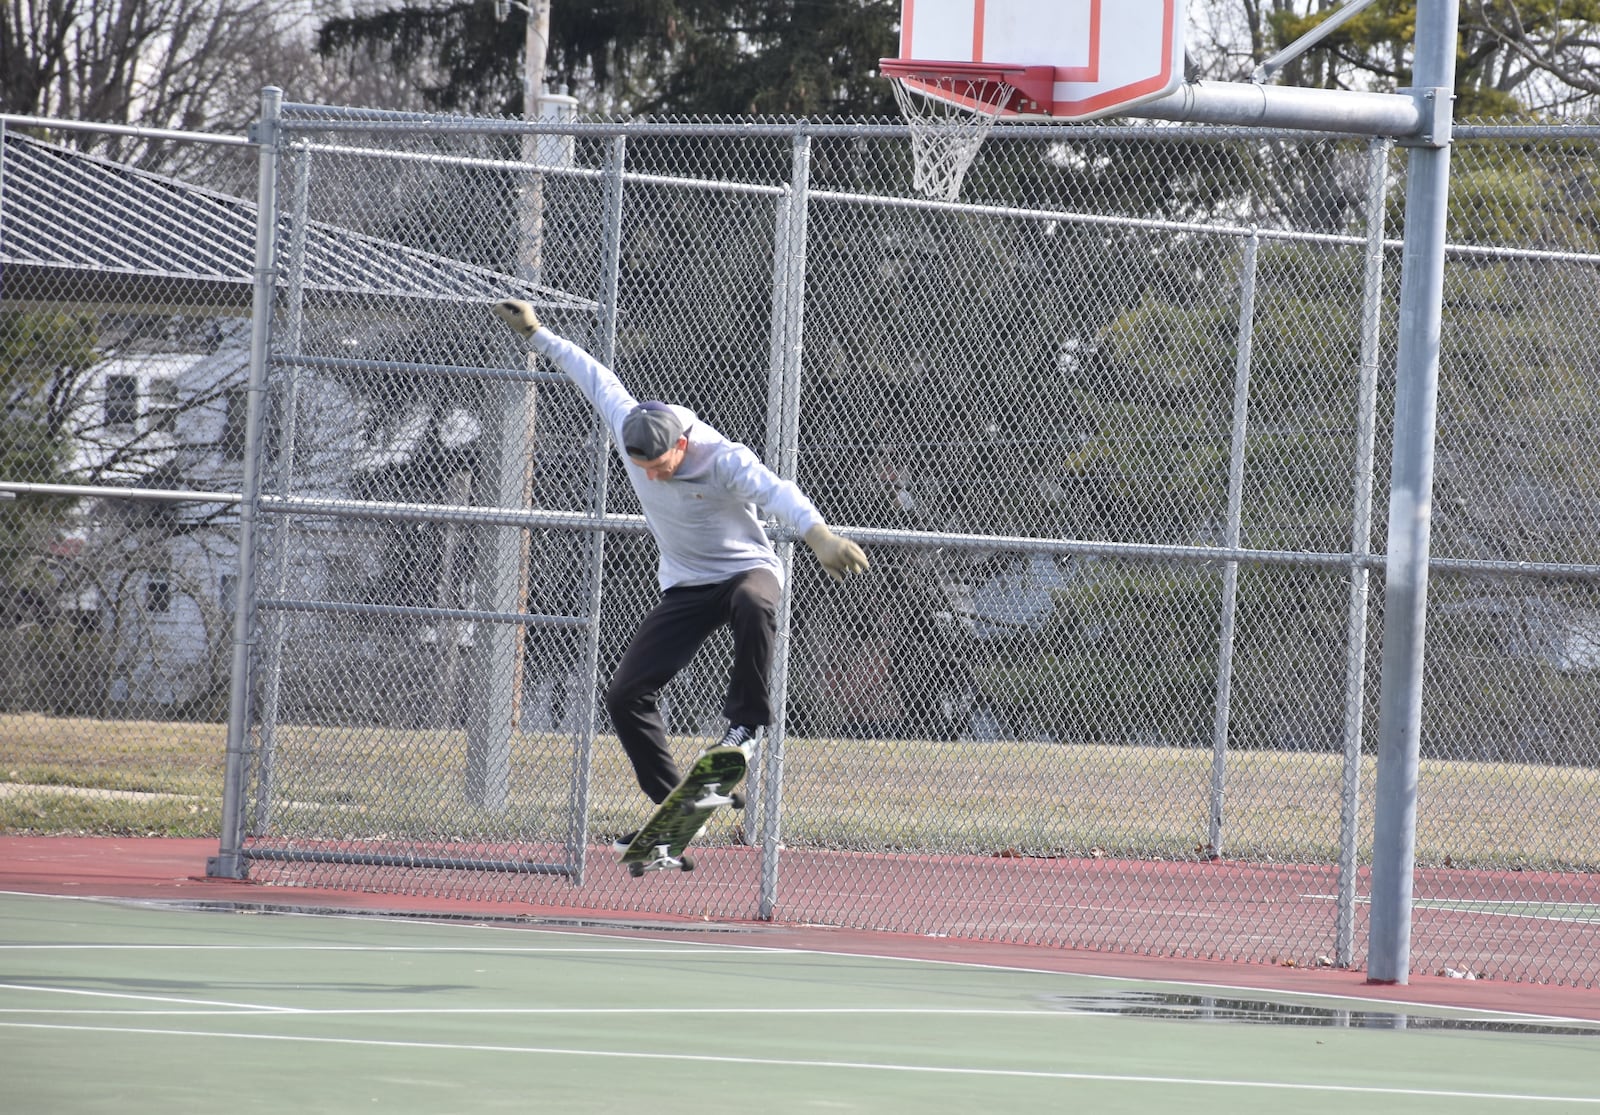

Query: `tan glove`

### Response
(492, 299, 541, 337)
(803, 524, 869, 583)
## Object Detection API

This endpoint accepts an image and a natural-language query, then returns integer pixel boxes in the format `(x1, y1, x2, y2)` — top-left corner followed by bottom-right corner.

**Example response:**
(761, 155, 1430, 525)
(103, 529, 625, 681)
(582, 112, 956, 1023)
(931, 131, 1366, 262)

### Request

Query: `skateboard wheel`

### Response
(680, 857, 695, 872)
(628, 862, 645, 878)
(730, 791, 745, 810)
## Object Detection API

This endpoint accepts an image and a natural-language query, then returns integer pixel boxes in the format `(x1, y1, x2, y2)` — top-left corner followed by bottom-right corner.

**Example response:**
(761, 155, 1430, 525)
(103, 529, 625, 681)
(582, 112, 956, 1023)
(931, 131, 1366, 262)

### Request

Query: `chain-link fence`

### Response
(4, 101, 1600, 985)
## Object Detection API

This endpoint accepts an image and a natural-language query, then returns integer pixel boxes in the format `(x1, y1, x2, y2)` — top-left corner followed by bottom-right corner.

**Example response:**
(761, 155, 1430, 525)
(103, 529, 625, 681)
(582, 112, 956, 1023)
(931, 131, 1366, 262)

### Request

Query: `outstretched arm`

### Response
(492, 299, 637, 437)
(496, 299, 867, 584)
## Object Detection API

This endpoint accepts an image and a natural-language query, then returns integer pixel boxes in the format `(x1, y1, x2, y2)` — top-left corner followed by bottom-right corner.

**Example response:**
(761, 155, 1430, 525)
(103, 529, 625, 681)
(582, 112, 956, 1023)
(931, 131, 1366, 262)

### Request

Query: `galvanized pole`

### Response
(1367, 0, 1458, 984)
(249, 142, 313, 837)
(759, 133, 812, 921)
(566, 134, 626, 886)
(208, 87, 282, 880)
(752, 190, 795, 837)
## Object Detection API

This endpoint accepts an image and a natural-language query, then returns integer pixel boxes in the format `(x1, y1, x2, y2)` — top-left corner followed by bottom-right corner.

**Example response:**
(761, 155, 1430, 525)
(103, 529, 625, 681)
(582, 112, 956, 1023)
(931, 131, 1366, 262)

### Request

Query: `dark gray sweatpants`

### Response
(603, 567, 780, 803)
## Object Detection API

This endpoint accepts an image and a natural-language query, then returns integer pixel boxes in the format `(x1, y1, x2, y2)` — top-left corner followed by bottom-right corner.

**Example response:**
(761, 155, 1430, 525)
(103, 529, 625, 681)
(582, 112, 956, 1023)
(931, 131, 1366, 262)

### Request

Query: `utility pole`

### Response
(495, 0, 551, 120)
(517, 0, 551, 283)
(470, 0, 556, 808)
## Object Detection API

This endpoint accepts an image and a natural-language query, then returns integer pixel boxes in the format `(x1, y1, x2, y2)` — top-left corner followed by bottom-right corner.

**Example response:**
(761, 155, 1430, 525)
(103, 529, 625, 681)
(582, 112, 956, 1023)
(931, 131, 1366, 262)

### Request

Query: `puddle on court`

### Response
(1043, 991, 1600, 1036)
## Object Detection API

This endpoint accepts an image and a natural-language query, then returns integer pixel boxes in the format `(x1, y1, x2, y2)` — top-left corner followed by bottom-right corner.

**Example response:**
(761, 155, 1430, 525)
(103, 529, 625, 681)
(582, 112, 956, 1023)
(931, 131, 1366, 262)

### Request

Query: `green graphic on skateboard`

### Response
(619, 744, 748, 877)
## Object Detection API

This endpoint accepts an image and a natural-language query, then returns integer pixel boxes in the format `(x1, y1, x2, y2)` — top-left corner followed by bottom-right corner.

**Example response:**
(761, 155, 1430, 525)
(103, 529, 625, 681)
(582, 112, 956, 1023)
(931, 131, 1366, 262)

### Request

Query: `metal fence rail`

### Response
(3, 102, 1599, 984)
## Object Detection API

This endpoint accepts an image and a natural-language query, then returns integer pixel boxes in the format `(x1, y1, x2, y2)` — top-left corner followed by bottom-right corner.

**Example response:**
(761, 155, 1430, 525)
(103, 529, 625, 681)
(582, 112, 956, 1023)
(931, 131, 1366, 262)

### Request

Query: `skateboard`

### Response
(619, 744, 748, 877)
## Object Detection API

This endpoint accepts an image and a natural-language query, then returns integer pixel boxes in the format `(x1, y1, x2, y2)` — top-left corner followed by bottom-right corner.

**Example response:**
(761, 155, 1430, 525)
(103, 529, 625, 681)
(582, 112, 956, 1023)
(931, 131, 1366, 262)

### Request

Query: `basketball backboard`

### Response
(886, 0, 1187, 121)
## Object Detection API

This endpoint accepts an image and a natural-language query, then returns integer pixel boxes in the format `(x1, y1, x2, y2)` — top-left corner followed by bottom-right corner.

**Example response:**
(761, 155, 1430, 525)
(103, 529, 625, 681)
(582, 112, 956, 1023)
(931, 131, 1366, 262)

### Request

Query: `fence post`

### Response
(208, 87, 283, 880)
(759, 130, 812, 921)
(249, 140, 313, 837)
(1368, 0, 1458, 984)
(565, 134, 627, 885)
(1207, 230, 1260, 861)
(751, 190, 796, 836)
(1336, 135, 1393, 967)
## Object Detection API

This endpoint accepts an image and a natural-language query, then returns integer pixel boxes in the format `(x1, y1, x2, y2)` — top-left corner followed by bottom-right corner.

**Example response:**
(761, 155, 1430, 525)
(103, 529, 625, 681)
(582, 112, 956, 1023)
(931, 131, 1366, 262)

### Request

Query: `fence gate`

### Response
(225, 101, 807, 900)
(230, 103, 593, 894)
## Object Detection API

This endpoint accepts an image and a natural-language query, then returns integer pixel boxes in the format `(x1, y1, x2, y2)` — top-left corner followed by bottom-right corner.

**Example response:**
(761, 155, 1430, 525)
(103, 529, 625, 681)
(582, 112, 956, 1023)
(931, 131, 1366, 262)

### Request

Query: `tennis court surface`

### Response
(3, 838, 1598, 1113)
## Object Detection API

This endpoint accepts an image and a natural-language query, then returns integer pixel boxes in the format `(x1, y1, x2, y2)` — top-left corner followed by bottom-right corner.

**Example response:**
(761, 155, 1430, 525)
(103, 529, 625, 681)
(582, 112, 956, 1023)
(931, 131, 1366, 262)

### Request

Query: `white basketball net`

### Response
(890, 76, 1014, 202)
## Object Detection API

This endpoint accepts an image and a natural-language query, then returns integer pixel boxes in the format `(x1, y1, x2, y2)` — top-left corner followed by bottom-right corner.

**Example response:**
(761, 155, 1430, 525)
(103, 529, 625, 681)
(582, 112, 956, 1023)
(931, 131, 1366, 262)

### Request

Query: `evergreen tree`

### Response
(316, 0, 899, 117)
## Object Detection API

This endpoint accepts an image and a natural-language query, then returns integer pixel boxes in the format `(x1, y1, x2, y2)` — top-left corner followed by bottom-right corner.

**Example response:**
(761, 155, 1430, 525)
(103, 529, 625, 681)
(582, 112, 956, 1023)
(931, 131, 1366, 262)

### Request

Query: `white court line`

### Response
(1, 999, 1586, 1031)
(0, 1005, 1090, 1017)
(1, 1021, 1596, 1104)
(0, 983, 302, 1013)
(1301, 893, 1600, 924)
(0, 944, 761, 953)
(436, 926, 1599, 1031)
(1412, 902, 1600, 924)
(2, 930, 1588, 1030)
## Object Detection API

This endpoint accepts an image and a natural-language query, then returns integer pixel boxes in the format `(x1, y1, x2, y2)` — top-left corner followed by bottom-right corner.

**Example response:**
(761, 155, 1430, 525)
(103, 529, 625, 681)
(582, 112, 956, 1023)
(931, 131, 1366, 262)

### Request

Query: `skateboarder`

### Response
(491, 300, 869, 847)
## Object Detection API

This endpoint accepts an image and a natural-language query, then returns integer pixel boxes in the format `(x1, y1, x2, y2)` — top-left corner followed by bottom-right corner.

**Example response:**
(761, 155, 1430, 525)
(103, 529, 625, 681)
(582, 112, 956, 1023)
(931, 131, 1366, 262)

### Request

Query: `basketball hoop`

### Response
(882, 0, 1190, 198)
(881, 61, 1055, 202)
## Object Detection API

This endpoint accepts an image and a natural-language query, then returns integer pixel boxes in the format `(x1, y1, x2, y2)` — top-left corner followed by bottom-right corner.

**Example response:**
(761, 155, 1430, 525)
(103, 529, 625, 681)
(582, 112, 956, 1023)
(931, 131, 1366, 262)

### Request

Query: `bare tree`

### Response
(4, 1, 271, 122)
(1462, 0, 1600, 117)
(1, 1, 434, 173)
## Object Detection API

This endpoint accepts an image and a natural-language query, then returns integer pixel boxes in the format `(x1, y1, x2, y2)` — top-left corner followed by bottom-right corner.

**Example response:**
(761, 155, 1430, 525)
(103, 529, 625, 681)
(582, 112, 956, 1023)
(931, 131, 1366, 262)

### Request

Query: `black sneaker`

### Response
(709, 724, 758, 755)
(611, 829, 639, 853)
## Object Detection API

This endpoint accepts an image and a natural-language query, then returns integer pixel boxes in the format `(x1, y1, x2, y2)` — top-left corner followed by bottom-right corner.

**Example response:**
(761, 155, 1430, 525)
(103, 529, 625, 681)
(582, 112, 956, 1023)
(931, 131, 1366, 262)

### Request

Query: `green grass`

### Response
(2, 713, 1598, 869)
(0, 715, 226, 837)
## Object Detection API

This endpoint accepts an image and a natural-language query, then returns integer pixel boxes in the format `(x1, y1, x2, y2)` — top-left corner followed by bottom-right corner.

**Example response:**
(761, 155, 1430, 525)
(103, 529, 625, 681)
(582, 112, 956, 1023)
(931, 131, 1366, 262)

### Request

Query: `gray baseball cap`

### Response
(622, 401, 687, 460)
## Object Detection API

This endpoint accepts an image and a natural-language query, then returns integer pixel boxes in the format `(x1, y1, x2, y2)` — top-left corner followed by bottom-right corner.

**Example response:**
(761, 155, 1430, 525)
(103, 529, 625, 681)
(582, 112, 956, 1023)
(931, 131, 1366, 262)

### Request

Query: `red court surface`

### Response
(2, 834, 1596, 1023)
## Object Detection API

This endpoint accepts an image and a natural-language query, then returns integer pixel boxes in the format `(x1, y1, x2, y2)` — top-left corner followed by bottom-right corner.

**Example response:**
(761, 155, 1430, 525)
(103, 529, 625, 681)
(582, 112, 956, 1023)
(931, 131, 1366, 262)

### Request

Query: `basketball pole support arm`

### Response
(1250, 0, 1385, 86)
(1124, 79, 1448, 145)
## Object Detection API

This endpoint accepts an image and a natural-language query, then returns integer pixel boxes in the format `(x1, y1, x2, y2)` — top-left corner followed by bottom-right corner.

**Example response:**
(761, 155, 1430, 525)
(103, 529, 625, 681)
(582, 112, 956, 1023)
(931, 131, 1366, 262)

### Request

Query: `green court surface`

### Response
(2, 892, 1597, 1114)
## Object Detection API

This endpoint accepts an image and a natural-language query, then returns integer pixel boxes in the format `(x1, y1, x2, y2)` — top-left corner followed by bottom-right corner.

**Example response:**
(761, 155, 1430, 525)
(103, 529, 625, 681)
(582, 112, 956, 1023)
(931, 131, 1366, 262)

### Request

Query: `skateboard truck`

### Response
(630, 842, 694, 876)
(679, 782, 744, 814)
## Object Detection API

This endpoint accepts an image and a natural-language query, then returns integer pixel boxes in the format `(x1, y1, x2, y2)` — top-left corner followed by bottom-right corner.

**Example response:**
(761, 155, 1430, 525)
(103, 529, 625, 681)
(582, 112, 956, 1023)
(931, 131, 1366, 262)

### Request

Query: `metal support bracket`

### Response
(1398, 87, 1454, 147)
(206, 853, 248, 880)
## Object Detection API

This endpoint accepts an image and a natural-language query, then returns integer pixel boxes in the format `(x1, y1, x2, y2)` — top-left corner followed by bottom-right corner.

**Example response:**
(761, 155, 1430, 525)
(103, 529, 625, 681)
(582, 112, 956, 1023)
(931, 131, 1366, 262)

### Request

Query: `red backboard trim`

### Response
(880, 59, 1059, 117)
(1050, 0, 1174, 118)
(886, 0, 1181, 121)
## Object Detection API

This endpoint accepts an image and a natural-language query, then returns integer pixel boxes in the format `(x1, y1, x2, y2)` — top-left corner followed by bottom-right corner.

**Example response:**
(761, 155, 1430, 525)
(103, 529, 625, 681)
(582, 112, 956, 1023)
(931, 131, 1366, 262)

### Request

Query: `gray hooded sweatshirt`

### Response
(532, 328, 824, 591)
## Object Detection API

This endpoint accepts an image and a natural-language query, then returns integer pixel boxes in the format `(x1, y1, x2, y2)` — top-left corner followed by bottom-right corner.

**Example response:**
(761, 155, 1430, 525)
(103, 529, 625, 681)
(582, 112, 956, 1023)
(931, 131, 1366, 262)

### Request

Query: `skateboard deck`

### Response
(619, 744, 748, 877)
